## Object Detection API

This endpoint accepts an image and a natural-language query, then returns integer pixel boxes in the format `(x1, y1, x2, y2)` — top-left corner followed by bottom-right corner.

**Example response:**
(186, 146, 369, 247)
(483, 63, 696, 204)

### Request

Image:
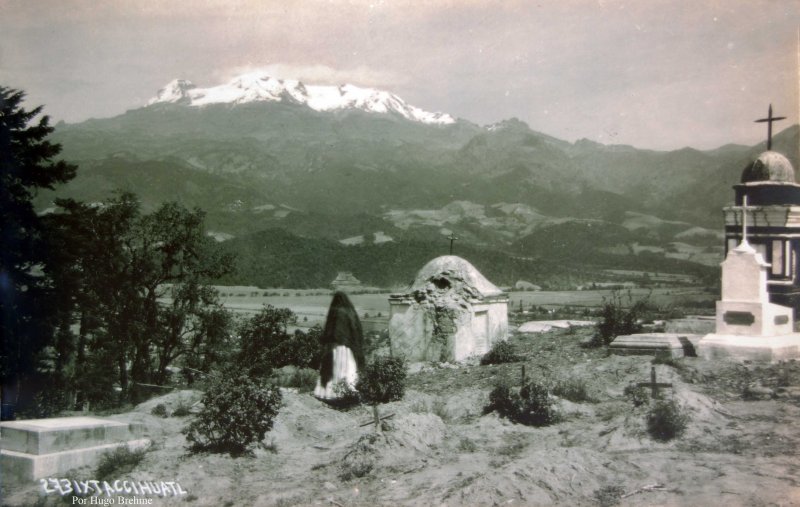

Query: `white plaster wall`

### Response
(389, 298, 509, 362)
(486, 300, 509, 347)
(389, 302, 432, 361)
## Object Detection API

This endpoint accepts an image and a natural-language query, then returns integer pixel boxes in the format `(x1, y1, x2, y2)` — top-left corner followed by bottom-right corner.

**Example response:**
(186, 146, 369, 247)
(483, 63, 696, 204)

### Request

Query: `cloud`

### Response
(212, 63, 408, 88)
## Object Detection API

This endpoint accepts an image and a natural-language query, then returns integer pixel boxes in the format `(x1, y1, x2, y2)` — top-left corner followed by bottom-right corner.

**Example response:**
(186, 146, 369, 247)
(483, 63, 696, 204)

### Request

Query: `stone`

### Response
(388, 256, 508, 362)
(609, 333, 698, 358)
(0, 416, 149, 481)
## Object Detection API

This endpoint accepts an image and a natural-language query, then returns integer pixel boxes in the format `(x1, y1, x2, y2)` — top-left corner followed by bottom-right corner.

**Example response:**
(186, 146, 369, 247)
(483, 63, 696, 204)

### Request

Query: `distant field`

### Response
(215, 286, 716, 328)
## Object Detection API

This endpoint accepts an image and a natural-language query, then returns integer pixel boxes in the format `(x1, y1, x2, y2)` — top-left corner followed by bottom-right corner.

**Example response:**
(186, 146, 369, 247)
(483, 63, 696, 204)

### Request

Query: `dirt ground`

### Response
(4, 328, 800, 507)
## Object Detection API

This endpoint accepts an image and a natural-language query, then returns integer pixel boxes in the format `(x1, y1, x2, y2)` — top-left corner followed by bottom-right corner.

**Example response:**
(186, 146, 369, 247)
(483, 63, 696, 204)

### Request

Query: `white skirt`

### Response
(314, 345, 359, 400)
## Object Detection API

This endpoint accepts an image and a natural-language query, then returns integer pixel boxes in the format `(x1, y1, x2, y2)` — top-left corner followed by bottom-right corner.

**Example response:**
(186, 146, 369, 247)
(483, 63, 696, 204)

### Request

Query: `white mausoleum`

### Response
(388, 256, 509, 362)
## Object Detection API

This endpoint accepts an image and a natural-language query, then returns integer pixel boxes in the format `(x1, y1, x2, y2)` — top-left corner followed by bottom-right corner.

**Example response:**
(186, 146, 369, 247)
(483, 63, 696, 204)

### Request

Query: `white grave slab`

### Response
(1, 416, 149, 481)
(609, 333, 698, 358)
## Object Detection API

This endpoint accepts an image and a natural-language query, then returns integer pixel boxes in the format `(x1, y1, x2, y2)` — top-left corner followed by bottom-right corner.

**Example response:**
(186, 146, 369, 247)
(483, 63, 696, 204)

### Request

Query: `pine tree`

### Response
(0, 87, 77, 418)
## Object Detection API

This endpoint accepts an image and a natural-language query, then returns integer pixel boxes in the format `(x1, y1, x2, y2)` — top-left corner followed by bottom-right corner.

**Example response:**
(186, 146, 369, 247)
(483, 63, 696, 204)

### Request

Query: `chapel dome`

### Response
(741, 151, 795, 184)
(409, 255, 504, 297)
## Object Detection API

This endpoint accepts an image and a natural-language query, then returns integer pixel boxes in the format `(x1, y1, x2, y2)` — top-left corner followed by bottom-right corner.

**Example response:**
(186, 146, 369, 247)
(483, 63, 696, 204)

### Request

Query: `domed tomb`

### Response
(727, 149, 800, 314)
(388, 256, 509, 362)
(741, 151, 796, 184)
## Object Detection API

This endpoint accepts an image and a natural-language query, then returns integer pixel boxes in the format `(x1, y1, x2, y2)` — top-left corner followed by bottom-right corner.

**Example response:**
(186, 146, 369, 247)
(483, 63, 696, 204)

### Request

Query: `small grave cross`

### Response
(732, 194, 757, 246)
(358, 411, 395, 428)
(637, 366, 673, 399)
(755, 104, 786, 151)
(447, 233, 459, 255)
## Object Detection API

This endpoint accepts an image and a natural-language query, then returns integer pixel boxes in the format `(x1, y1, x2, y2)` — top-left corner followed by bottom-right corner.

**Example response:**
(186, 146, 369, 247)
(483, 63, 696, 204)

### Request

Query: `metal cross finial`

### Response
(755, 104, 787, 150)
(447, 233, 458, 255)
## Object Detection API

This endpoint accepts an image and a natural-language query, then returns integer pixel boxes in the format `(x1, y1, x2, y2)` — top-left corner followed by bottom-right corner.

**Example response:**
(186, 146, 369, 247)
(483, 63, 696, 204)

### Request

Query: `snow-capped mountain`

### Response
(147, 73, 455, 125)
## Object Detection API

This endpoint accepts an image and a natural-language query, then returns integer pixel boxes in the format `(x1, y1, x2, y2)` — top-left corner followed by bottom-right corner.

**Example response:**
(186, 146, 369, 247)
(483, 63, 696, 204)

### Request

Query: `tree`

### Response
(45, 194, 235, 405)
(355, 356, 407, 430)
(0, 87, 77, 418)
(237, 305, 296, 377)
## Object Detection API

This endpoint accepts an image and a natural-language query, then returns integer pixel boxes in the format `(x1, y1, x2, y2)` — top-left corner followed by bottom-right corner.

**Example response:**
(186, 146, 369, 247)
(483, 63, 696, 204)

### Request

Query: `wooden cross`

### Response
(358, 411, 394, 427)
(447, 233, 458, 255)
(637, 366, 673, 399)
(755, 104, 786, 150)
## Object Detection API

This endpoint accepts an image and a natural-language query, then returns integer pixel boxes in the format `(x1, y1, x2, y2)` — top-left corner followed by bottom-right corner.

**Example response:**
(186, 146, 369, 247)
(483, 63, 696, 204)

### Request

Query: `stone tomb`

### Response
(610, 333, 698, 358)
(389, 256, 509, 362)
(698, 241, 800, 361)
(1, 416, 149, 481)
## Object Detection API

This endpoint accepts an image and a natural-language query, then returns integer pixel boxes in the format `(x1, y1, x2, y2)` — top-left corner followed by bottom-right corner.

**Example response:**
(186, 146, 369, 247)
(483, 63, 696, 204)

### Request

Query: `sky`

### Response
(1, 0, 798, 151)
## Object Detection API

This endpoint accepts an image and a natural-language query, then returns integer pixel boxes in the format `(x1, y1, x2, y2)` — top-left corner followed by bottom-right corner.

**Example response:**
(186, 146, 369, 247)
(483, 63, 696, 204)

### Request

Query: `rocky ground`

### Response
(4, 327, 800, 507)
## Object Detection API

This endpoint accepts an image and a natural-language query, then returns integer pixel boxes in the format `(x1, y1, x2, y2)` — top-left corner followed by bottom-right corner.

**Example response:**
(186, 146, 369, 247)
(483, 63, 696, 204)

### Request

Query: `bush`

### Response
(172, 401, 193, 417)
(96, 446, 148, 481)
(516, 381, 560, 426)
(593, 485, 626, 507)
(551, 378, 593, 403)
(356, 356, 407, 405)
(590, 290, 651, 347)
(646, 399, 689, 441)
(150, 403, 168, 418)
(331, 380, 361, 407)
(623, 384, 650, 407)
(270, 366, 318, 392)
(183, 374, 282, 456)
(269, 327, 324, 370)
(480, 340, 521, 365)
(484, 380, 559, 427)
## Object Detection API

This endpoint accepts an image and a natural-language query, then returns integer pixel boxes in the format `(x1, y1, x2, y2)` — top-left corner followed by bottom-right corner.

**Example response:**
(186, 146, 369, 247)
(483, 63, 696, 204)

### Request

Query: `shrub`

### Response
(646, 399, 689, 441)
(183, 374, 282, 456)
(150, 403, 168, 418)
(516, 381, 560, 426)
(623, 384, 650, 407)
(484, 380, 559, 427)
(172, 401, 193, 417)
(593, 485, 626, 507)
(270, 366, 318, 392)
(551, 378, 593, 403)
(96, 446, 148, 481)
(480, 340, 521, 365)
(485, 382, 517, 419)
(331, 380, 361, 407)
(356, 356, 407, 405)
(590, 290, 651, 347)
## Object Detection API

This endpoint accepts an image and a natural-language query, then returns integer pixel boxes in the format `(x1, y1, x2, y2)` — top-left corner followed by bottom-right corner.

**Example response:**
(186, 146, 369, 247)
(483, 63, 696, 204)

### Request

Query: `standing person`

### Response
(314, 292, 366, 400)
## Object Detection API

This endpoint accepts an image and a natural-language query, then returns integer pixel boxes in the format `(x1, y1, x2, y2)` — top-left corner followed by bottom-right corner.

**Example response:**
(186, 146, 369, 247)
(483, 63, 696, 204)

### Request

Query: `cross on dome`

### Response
(754, 104, 787, 150)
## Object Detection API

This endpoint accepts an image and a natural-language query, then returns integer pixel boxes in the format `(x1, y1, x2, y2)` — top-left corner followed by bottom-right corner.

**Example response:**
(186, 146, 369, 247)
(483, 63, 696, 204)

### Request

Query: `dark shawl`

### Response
(319, 291, 366, 385)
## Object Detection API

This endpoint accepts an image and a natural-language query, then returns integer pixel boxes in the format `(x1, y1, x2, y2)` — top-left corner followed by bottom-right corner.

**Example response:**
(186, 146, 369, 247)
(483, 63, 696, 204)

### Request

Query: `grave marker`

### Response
(637, 366, 673, 399)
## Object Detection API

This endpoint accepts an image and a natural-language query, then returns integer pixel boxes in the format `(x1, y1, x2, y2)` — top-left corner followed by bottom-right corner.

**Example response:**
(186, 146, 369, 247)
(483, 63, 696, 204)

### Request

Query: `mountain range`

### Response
(40, 73, 800, 288)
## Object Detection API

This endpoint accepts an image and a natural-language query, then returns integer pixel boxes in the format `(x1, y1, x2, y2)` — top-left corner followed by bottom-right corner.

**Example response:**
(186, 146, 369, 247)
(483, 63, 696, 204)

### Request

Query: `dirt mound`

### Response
(133, 389, 203, 414)
(438, 447, 641, 506)
(270, 390, 361, 449)
(386, 413, 447, 452)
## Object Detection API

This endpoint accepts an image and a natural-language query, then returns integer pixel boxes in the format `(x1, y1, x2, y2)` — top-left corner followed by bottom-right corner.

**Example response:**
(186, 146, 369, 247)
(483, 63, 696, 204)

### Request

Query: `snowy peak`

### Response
(147, 73, 455, 125)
